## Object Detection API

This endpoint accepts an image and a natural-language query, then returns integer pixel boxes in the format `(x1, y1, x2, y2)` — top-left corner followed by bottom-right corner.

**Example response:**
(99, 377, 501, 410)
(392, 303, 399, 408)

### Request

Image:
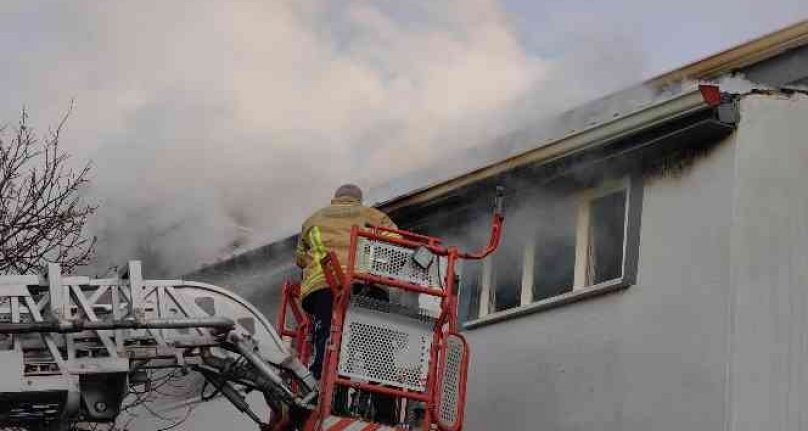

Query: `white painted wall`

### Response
(727, 93, 808, 431)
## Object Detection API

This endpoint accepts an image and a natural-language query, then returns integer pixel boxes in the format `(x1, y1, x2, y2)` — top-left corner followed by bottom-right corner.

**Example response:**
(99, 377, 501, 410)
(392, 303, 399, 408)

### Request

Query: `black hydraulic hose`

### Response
(230, 336, 300, 402)
(198, 368, 264, 426)
(0, 317, 235, 334)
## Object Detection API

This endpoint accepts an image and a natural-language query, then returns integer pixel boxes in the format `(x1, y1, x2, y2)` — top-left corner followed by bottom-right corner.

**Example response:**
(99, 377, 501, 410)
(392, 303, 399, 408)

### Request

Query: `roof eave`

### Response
(380, 84, 717, 213)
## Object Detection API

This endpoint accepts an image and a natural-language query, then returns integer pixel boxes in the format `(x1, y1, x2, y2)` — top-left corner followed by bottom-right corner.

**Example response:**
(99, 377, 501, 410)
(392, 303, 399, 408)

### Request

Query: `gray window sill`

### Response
(463, 278, 630, 330)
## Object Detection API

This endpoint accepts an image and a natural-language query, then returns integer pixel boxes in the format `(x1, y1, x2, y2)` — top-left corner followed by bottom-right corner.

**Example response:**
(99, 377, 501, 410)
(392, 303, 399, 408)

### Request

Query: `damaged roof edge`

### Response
(379, 84, 718, 213)
(193, 85, 721, 276)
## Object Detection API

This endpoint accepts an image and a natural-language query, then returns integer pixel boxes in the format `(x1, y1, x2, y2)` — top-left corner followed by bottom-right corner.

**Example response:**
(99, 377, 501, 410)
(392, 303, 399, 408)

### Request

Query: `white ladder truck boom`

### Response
(0, 261, 318, 430)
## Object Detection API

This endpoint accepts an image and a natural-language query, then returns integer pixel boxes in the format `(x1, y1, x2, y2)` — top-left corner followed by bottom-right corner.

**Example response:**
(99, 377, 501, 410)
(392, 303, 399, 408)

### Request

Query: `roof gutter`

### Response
(382, 84, 722, 213)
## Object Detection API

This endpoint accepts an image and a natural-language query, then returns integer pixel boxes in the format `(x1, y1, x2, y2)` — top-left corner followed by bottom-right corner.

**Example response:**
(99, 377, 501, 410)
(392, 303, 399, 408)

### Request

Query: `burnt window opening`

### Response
(471, 176, 639, 323)
(399, 175, 638, 324)
(458, 260, 482, 323)
(586, 190, 627, 285)
(402, 209, 489, 322)
(532, 200, 577, 302)
(488, 215, 529, 313)
(492, 247, 522, 312)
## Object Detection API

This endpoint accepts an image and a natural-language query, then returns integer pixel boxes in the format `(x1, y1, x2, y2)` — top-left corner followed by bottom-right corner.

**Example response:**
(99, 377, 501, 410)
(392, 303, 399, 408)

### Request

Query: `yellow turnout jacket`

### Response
(296, 196, 398, 299)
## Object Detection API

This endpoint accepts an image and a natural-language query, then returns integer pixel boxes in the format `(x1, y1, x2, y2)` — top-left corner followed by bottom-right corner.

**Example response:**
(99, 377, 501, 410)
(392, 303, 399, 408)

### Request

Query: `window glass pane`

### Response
(533, 200, 576, 300)
(492, 233, 523, 312)
(458, 260, 481, 323)
(428, 216, 485, 320)
(589, 190, 627, 284)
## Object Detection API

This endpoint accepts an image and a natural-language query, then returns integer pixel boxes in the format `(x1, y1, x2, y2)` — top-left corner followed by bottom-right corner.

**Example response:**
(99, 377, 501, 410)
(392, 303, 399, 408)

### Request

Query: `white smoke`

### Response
(2, 1, 801, 276)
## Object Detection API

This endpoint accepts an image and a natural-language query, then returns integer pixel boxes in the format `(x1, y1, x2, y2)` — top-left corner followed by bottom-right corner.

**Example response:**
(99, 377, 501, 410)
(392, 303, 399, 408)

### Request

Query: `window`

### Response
(584, 189, 627, 285)
(430, 221, 486, 323)
(469, 177, 640, 326)
(492, 233, 525, 312)
(532, 200, 577, 302)
(457, 260, 482, 323)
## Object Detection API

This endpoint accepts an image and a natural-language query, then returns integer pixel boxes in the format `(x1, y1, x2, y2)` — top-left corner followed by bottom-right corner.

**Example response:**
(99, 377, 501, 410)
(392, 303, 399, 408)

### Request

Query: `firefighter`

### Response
(295, 184, 398, 380)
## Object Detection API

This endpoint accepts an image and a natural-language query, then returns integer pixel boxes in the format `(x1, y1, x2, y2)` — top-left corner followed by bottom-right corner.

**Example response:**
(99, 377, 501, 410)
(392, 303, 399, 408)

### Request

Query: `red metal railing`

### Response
(285, 189, 504, 430)
(276, 281, 311, 374)
(434, 333, 470, 431)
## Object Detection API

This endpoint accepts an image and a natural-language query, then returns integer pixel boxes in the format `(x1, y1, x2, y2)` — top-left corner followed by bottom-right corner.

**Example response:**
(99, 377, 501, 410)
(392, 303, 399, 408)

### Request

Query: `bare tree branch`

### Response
(0, 107, 96, 274)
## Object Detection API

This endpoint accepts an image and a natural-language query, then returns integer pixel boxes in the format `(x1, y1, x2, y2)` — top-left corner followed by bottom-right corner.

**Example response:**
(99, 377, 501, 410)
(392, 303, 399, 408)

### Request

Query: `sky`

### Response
(0, 1, 806, 277)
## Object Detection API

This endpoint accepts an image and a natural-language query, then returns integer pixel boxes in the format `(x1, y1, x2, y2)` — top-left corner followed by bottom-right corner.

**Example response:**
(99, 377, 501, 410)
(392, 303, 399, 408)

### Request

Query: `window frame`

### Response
(464, 176, 642, 330)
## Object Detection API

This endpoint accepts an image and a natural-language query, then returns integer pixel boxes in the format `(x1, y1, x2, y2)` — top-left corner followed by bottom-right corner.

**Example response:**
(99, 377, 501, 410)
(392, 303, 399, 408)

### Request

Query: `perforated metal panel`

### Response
(355, 237, 448, 290)
(438, 334, 466, 428)
(338, 298, 434, 391)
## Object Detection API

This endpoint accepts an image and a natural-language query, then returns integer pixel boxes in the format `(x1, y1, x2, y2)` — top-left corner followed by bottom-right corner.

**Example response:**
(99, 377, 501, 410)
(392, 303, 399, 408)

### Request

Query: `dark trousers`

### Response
(302, 289, 333, 381)
(280, 289, 334, 431)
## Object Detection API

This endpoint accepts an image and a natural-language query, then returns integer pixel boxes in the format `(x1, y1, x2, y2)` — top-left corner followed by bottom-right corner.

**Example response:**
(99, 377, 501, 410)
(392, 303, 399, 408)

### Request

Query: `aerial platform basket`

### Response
(277, 188, 504, 430)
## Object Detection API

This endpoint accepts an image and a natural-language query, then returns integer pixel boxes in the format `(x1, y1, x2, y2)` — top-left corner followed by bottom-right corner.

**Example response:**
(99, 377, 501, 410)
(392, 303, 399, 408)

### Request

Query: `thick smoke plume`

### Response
(1, 1, 801, 277)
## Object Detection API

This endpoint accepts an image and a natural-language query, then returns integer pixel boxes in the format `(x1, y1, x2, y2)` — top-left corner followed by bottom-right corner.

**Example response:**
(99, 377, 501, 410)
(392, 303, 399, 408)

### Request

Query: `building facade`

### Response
(187, 22, 808, 430)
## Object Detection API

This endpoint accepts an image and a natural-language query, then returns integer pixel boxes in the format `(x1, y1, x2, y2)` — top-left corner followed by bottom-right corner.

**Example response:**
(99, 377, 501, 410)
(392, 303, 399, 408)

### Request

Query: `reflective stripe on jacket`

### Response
(295, 196, 398, 300)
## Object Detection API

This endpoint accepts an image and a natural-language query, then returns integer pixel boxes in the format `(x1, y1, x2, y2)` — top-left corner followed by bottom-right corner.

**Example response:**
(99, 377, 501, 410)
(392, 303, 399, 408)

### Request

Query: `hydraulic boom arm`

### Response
(0, 261, 314, 430)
